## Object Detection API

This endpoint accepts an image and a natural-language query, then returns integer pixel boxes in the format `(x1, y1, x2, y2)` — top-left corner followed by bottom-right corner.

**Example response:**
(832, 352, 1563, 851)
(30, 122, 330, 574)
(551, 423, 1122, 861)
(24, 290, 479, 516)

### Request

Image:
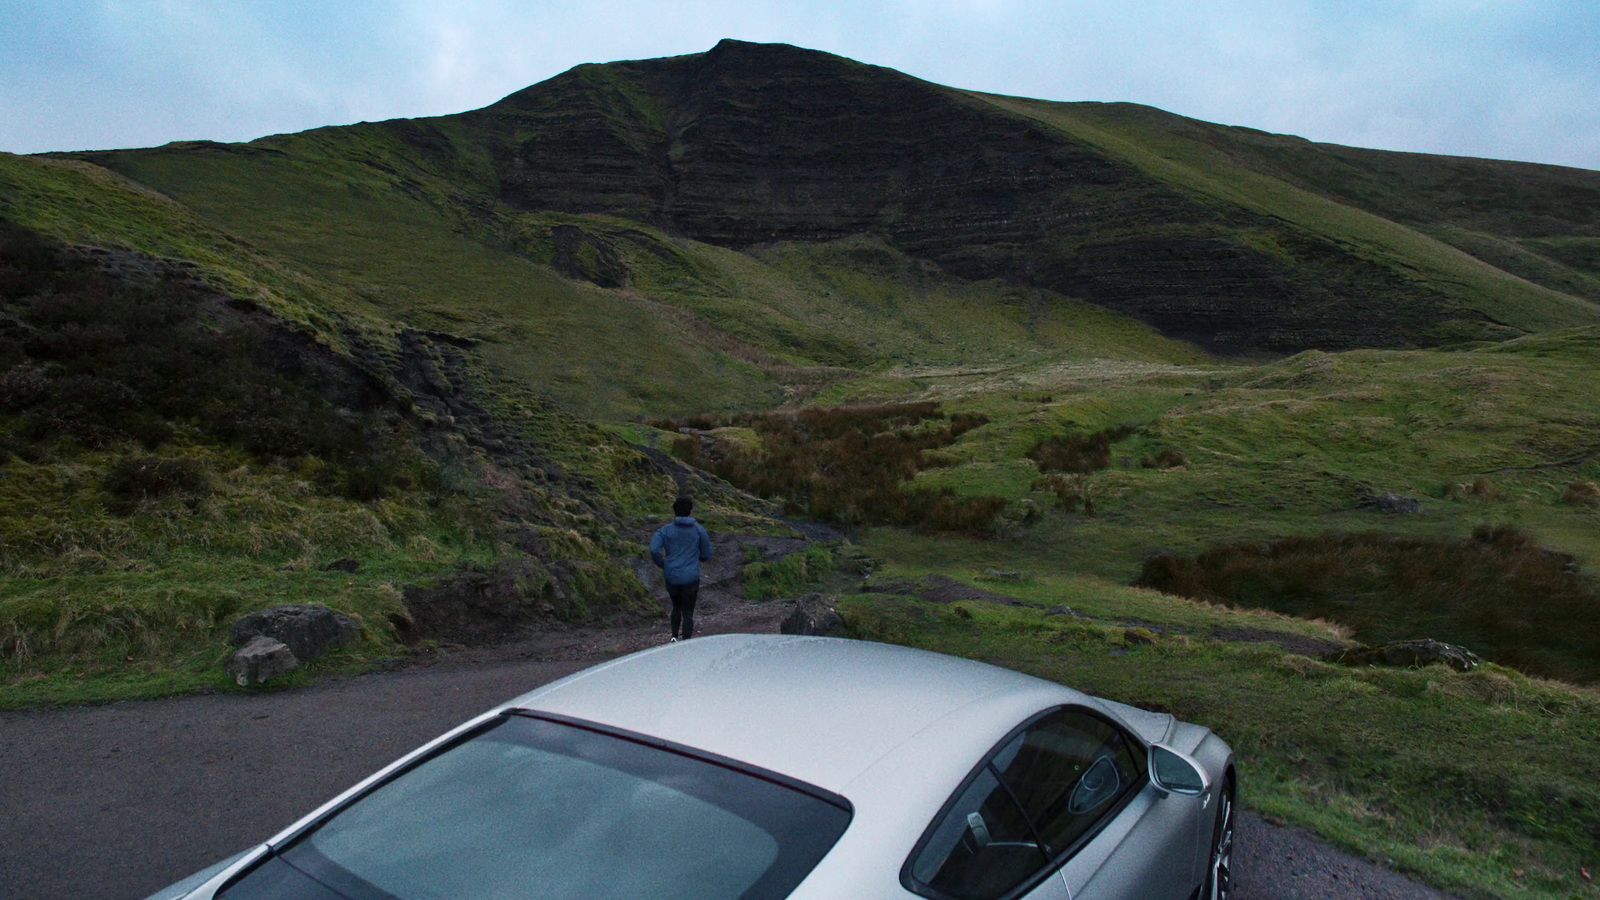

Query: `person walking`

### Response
(649, 496, 714, 641)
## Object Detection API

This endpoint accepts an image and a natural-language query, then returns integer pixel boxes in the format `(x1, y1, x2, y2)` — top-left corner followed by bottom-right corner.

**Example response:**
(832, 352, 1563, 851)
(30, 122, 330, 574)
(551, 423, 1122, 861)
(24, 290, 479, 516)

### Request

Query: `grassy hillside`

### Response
(66, 135, 1203, 417)
(661, 331, 1600, 899)
(980, 94, 1600, 337)
(65, 39, 1600, 365)
(0, 155, 766, 706)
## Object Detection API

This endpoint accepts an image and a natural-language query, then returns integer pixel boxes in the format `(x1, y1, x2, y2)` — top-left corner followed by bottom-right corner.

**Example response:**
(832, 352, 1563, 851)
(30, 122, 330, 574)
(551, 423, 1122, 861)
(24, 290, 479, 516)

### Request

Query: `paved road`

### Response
(1, 650, 1456, 900)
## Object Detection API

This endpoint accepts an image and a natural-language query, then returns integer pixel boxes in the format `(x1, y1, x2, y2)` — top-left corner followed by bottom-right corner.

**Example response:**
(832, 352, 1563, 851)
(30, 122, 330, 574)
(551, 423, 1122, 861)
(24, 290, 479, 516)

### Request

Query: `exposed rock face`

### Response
(229, 604, 361, 663)
(1329, 639, 1481, 672)
(226, 636, 299, 687)
(447, 39, 1493, 353)
(781, 594, 843, 636)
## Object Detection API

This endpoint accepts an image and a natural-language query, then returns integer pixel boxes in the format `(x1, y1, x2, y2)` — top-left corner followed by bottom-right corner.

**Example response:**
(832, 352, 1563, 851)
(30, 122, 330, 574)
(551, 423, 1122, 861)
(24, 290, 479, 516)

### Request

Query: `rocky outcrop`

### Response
(1328, 639, 1481, 672)
(229, 604, 361, 663)
(1374, 492, 1424, 514)
(781, 594, 843, 636)
(226, 636, 299, 687)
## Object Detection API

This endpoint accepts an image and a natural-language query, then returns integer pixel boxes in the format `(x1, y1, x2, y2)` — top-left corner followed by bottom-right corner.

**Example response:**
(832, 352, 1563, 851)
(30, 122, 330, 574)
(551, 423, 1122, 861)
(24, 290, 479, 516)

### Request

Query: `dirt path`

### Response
(0, 586, 1455, 900)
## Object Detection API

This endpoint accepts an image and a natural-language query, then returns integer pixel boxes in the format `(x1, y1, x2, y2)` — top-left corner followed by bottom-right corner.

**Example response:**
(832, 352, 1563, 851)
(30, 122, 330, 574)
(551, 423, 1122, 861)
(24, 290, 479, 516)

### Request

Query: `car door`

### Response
(903, 706, 1172, 900)
(1056, 749, 1202, 900)
(901, 760, 1071, 900)
(993, 707, 1196, 900)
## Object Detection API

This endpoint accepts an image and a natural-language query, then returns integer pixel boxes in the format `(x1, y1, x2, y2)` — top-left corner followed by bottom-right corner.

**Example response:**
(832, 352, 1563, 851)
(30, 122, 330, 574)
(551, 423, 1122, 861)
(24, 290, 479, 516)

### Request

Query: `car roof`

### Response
(503, 634, 1088, 794)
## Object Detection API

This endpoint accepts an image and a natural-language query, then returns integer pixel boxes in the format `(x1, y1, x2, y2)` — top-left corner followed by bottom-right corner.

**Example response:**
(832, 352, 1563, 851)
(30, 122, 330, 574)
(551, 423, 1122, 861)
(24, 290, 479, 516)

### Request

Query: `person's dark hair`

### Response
(673, 496, 693, 517)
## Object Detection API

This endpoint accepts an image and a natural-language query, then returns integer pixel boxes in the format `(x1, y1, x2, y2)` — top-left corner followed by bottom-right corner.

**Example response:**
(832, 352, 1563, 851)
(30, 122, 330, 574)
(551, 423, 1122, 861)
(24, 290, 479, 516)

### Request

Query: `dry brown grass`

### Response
(1560, 480, 1600, 507)
(662, 402, 1006, 533)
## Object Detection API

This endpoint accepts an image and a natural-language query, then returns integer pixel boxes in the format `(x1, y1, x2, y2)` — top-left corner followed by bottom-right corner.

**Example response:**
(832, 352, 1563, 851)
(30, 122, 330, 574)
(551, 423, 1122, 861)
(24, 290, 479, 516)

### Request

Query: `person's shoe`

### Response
(668, 636, 678, 643)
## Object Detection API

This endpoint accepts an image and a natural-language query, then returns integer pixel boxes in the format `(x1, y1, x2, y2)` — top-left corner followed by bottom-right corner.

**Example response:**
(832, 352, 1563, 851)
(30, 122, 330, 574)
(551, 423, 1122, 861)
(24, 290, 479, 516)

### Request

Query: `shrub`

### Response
(1027, 424, 1136, 474)
(0, 226, 406, 490)
(657, 402, 1004, 532)
(1560, 481, 1600, 507)
(0, 364, 47, 411)
(1135, 527, 1600, 684)
(1141, 448, 1188, 470)
(1031, 473, 1093, 513)
(103, 457, 209, 514)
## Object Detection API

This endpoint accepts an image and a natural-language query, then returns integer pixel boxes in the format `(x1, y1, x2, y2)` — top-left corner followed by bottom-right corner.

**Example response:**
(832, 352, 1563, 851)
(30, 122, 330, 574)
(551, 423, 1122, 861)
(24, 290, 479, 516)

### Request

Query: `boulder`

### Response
(1328, 638, 1481, 672)
(229, 604, 360, 663)
(781, 594, 843, 636)
(1375, 493, 1423, 514)
(226, 636, 299, 687)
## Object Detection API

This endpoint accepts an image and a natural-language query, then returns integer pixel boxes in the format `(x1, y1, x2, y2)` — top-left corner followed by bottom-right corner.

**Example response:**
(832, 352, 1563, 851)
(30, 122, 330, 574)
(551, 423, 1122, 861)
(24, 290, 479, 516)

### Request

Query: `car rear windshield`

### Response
(219, 713, 852, 900)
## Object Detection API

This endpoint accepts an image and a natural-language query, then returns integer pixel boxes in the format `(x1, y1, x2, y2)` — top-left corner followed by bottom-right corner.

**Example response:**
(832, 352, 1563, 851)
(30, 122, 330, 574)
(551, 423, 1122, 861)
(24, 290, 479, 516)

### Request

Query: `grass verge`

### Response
(837, 579, 1600, 900)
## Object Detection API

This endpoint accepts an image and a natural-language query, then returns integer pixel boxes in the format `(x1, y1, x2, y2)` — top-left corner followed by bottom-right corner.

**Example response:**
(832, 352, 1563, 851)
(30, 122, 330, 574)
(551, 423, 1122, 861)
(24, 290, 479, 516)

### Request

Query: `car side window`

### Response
(906, 707, 1146, 900)
(991, 708, 1145, 857)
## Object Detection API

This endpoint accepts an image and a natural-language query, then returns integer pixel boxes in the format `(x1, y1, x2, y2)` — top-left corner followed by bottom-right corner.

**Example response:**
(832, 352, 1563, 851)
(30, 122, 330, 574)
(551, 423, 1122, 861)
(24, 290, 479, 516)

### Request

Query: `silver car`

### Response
(150, 634, 1236, 900)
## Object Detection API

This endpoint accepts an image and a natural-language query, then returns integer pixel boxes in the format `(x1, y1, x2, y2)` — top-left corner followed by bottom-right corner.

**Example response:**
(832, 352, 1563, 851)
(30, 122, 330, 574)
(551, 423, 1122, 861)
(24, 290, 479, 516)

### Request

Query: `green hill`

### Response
(65, 38, 1600, 368)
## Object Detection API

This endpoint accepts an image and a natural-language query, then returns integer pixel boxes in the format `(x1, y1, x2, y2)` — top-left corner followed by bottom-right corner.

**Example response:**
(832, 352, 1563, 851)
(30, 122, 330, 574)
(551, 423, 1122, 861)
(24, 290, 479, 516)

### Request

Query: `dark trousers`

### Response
(667, 580, 699, 639)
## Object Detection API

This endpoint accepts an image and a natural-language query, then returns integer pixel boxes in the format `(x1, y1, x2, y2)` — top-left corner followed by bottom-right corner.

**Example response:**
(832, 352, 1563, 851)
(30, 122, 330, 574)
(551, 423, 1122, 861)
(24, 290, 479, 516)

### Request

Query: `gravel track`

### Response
(1, 594, 1455, 900)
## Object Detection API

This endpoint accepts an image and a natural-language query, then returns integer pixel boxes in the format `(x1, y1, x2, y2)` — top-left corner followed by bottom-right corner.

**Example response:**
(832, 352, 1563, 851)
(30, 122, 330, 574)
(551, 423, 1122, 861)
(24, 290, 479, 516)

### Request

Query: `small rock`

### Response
(226, 636, 299, 687)
(1328, 638, 1481, 672)
(1375, 492, 1423, 514)
(322, 558, 360, 572)
(230, 604, 361, 663)
(1045, 605, 1085, 618)
(781, 594, 843, 636)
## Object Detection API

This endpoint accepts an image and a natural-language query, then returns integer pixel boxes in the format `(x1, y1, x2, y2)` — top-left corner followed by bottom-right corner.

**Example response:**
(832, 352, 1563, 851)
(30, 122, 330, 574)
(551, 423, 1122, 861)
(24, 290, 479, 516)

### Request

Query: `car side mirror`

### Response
(1149, 745, 1208, 796)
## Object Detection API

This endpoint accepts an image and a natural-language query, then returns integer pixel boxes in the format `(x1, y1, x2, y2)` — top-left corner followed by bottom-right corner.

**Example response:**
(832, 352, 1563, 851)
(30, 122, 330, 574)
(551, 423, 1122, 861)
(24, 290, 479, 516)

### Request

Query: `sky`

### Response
(3, 0, 1598, 170)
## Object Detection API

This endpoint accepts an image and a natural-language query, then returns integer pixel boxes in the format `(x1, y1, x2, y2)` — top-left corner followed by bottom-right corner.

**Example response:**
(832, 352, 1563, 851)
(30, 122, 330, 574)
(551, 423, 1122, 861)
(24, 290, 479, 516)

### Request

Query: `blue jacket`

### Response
(650, 517, 714, 585)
